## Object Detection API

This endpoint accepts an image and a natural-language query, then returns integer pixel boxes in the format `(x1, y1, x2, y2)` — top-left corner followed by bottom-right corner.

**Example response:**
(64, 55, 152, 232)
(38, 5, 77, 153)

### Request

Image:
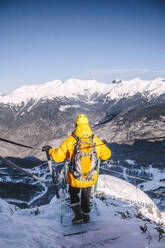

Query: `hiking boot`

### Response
(72, 205, 83, 224)
(83, 213, 90, 223)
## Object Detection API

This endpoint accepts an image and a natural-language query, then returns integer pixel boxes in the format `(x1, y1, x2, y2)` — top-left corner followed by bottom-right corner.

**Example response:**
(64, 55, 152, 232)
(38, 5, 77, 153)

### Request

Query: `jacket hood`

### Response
(74, 123, 93, 138)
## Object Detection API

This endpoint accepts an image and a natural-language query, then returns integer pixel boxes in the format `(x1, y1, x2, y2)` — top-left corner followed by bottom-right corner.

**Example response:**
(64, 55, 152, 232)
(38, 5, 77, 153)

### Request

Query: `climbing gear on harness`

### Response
(70, 134, 97, 182)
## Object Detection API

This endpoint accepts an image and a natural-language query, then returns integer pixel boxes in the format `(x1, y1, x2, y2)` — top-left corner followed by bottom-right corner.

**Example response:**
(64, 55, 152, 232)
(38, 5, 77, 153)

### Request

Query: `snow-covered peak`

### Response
(106, 77, 165, 100)
(0, 77, 165, 105)
(4, 80, 63, 104)
(111, 78, 122, 84)
(0, 78, 108, 105)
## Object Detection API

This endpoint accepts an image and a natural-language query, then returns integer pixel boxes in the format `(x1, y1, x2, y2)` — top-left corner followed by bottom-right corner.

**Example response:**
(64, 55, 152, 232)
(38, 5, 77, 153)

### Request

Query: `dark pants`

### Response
(69, 186, 91, 213)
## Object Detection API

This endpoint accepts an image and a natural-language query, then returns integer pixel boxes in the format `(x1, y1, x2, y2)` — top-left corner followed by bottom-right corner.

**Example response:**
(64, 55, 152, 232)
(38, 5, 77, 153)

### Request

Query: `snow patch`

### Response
(139, 166, 165, 191)
(59, 104, 80, 111)
(97, 174, 164, 224)
(125, 159, 136, 166)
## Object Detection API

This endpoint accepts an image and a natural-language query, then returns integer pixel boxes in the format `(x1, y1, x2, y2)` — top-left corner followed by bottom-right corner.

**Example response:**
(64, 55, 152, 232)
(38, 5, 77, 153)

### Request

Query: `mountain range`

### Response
(0, 77, 165, 158)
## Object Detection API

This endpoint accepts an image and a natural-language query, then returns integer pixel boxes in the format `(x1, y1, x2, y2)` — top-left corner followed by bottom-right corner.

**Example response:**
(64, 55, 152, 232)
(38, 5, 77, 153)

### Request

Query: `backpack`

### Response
(70, 134, 98, 182)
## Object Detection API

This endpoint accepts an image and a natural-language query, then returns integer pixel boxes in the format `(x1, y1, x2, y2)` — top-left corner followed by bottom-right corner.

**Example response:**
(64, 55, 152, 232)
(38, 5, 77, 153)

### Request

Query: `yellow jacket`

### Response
(49, 123, 111, 188)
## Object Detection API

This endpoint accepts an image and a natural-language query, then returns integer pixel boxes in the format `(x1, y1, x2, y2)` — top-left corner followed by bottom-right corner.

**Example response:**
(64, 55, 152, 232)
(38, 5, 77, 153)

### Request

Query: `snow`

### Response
(0, 77, 165, 105)
(97, 175, 164, 224)
(0, 174, 165, 247)
(139, 166, 165, 191)
(0, 196, 165, 247)
(59, 104, 80, 111)
(125, 159, 136, 166)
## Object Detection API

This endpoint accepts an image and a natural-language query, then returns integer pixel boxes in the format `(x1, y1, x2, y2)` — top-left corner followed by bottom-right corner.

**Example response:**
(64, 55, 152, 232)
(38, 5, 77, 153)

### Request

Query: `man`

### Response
(42, 114, 111, 224)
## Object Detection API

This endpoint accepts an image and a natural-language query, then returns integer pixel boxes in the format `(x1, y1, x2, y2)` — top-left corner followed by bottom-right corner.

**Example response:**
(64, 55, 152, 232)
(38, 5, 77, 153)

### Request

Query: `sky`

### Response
(0, 0, 165, 93)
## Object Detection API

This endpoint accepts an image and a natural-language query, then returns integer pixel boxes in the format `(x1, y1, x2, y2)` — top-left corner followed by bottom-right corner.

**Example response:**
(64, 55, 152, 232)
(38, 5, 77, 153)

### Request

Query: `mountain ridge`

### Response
(0, 77, 165, 105)
(0, 77, 165, 158)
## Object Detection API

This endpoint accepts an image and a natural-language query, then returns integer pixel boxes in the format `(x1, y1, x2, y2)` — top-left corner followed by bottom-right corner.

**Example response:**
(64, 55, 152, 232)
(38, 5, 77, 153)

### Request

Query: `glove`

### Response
(42, 145, 52, 153)
(102, 139, 107, 144)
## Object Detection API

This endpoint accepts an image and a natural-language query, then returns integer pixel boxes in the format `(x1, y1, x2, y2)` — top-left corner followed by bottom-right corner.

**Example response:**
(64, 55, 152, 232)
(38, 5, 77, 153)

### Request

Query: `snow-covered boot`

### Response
(72, 205, 83, 224)
(83, 213, 90, 223)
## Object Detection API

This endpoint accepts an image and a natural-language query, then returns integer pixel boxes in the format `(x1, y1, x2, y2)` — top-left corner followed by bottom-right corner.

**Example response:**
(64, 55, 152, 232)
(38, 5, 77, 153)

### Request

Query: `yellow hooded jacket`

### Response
(49, 123, 111, 188)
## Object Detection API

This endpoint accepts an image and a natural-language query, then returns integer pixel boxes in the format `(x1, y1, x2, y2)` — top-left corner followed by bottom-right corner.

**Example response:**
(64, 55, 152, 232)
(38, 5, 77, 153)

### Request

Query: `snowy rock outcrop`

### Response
(97, 174, 163, 224)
